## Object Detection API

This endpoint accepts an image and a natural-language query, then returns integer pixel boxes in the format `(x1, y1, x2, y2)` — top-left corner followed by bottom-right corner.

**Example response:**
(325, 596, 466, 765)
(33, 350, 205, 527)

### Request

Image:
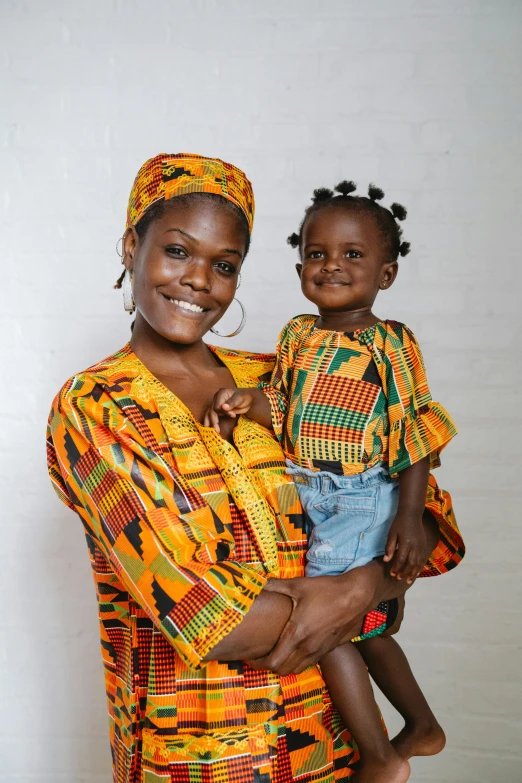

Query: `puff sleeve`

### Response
(375, 322, 458, 477)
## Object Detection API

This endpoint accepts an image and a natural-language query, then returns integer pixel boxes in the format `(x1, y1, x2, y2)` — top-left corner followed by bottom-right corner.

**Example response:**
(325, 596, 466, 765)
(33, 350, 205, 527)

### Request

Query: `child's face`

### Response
(297, 207, 398, 315)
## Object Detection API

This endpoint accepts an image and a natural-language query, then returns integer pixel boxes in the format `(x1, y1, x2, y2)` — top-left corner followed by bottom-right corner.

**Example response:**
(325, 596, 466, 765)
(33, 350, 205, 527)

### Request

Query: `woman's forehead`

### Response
(148, 199, 247, 248)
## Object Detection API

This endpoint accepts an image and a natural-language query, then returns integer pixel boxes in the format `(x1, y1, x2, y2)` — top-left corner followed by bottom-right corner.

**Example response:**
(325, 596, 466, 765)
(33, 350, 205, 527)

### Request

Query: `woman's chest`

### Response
(159, 364, 238, 442)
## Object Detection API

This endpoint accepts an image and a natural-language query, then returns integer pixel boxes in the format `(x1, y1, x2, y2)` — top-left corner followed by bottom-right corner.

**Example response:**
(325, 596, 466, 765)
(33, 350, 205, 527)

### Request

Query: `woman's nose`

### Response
(179, 258, 212, 292)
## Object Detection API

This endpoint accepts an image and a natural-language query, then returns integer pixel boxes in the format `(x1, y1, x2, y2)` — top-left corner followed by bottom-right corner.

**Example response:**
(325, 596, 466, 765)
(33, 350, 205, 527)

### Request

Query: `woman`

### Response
(47, 153, 465, 782)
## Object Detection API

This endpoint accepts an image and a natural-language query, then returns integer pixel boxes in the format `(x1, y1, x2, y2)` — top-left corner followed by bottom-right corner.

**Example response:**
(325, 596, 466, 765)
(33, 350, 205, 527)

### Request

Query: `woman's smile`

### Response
(160, 292, 208, 314)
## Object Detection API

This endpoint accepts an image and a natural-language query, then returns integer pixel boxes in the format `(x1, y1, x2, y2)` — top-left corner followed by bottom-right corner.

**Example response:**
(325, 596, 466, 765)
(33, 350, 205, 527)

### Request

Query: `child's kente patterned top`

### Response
(261, 315, 457, 477)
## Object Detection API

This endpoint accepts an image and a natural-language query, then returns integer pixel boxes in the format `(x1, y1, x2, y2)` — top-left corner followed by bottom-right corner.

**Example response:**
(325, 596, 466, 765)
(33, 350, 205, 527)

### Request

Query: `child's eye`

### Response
(346, 250, 362, 259)
(308, 251, 324, 260)
(214, 261, 236, 275)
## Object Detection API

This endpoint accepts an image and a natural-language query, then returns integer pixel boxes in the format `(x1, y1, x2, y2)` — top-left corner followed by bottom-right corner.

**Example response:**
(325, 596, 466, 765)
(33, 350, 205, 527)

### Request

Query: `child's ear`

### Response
(379, 261, 398, 290)
(295, 263, 303, 279)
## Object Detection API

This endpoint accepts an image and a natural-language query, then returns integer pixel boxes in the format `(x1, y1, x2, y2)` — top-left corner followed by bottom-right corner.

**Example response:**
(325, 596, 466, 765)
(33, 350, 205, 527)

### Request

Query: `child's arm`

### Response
(204, 387, 273, 433)
(383, 456, 430, 584)
(379, 323, 458, 583)
(205, 319, 299, 435)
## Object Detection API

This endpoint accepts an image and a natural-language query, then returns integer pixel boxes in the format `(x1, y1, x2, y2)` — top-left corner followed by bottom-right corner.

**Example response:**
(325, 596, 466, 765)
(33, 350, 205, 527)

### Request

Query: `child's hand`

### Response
(383, 514, 428, 584)
(204, 388, 255, 433)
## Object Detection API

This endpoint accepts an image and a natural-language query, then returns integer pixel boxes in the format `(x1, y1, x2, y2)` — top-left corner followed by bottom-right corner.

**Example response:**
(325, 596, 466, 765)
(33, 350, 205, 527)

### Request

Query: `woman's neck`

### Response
(129, 316, 218, 380)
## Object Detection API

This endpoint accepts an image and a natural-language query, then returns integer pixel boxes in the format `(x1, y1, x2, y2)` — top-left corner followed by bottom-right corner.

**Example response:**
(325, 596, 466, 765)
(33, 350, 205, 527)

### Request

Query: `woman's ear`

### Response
(122, 227, 138, 271)
(379, 260, 398, 290)
(296, 263, 303, 279)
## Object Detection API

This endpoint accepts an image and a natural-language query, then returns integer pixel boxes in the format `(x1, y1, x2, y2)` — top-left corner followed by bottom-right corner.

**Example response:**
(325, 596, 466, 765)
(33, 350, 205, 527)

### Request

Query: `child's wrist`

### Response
(394, 508, 424, 526)
(246, 388, 273, 429)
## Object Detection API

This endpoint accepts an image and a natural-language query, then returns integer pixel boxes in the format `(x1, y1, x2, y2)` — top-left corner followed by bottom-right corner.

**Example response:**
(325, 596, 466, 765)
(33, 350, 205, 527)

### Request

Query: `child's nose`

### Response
(321, 254, 342, 272)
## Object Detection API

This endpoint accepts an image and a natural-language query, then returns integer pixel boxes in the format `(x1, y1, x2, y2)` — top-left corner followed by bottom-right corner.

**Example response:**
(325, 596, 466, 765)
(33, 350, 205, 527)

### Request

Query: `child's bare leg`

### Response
(358, 635, 446, 759)
(320, 642, 410, 782)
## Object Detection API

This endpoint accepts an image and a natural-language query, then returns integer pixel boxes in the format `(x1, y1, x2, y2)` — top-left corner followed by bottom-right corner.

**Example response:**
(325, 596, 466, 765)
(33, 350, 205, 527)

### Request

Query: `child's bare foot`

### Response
(392, 718, 446, 759)
(355, 753, 410, 782)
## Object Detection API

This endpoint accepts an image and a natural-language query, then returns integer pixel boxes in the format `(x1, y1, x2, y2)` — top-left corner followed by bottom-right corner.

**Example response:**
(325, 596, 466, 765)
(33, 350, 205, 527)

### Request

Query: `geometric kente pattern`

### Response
(47, 343, 464, 782)
(126, 152, 255, 232)
(262, 315, 458, 477)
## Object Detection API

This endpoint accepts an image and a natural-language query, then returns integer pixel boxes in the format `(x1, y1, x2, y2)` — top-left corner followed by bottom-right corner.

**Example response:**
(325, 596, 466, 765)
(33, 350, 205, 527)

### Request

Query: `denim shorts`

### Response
(286, 460, 399, 577)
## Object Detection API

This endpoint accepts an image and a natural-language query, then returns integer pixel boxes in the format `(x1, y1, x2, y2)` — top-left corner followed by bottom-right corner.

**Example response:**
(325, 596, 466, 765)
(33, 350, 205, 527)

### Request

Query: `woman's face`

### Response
(123, 199, 247, 346)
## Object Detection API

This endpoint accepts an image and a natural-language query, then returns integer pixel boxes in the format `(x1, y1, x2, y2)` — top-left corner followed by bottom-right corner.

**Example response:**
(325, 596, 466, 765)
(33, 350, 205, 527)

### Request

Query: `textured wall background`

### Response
(1, 1, 521, 781)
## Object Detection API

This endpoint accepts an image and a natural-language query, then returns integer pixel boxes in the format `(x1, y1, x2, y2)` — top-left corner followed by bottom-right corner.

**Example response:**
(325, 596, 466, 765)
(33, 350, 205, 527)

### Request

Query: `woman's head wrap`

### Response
(126, 153, 255, 232)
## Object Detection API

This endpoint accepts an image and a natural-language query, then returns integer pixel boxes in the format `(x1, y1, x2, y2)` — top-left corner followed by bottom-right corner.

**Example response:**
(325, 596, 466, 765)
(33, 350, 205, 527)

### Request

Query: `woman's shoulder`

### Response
(52, 343, 138, 408)
(208, 344, 276, 385)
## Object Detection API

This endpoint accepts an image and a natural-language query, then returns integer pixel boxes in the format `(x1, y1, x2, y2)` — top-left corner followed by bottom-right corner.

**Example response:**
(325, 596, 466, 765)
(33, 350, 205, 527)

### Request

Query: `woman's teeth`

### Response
(166, 296, 204, 313)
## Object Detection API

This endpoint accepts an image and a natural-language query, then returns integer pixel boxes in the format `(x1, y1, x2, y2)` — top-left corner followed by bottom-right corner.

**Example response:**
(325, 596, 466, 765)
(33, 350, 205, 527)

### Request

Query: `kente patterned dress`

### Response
(47, 344, 465, 783)
(261, 315, 458, 477)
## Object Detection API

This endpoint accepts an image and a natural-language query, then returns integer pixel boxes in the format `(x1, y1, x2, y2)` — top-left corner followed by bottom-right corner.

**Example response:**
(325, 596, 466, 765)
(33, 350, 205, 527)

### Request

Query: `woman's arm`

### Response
(245, 511, 439, 676)
(204, 589, 292, 661)
(48, 381, 277, 671)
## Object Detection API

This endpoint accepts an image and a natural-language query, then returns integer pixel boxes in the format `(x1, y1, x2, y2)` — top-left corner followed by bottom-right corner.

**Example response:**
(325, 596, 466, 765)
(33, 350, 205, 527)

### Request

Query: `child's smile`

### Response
(297, 206, 397, 327)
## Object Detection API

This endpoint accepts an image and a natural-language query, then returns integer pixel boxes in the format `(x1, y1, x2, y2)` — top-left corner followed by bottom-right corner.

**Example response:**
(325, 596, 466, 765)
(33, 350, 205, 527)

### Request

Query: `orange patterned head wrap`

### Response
(126, 152, 255, 232)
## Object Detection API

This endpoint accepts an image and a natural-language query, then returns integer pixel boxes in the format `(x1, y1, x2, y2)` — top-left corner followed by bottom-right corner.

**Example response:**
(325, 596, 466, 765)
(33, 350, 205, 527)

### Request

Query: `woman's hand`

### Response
(248, 568, 378, 676)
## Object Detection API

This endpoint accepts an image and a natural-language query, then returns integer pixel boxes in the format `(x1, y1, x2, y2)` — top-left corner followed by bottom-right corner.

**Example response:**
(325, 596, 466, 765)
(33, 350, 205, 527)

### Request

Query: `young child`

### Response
(205, 181, 457, 782)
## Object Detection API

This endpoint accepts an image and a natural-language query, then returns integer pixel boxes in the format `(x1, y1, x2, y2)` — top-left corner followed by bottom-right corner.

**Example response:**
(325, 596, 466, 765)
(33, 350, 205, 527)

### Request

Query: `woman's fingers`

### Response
(250, 624, 302, 674)
(254, 620, 326, 675)
(262, 577, 300, 598)
(251, 614, 365, 676)
(257, 571, 385, 675)
(257, 579, 368, 675)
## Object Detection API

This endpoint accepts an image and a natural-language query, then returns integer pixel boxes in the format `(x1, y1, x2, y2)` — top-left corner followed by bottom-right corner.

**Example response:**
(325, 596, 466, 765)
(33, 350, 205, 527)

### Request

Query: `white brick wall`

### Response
(1, 1, 521, 780)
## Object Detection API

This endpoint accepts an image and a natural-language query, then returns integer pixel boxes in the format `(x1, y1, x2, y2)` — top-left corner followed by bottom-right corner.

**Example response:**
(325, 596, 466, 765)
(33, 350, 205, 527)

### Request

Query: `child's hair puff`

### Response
(287, 181, 411, 260)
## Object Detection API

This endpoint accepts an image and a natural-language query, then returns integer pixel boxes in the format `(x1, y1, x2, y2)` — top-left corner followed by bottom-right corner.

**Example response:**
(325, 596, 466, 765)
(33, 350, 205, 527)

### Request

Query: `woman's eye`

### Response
(165, 246, 187, 258)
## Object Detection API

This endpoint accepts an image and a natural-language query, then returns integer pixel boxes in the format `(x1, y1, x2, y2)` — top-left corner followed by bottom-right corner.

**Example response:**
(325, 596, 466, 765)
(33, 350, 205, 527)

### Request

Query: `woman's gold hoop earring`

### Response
(210, 298, 246, 338)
